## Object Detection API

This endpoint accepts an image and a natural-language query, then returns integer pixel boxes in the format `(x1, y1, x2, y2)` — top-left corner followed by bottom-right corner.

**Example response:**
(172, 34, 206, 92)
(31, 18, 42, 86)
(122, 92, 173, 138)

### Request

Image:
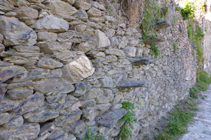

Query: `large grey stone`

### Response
(0, 16, 37, 46)
(3, 115, 23, 129)
(14, 94, 45, 115)
(16, 6, 38, 19)
(48, 1, 77, 17)
(0, 113, 10, 125)
(62, 55, 95, 83)
(0, 123, 40, 140)
(117, 80, 146, 88)
(95, 108, 127, 128)
(37, 32, 57, 42)
(33, 15, 69, 33)
(34, 78, 64, 94)
(24, 110, 59, 123)
(37, 58, 63, 69)
(95, 30, 110, 48)
(131, 58, 156, 65)
(143, 36, 165, 44)
(0, 66, 27, 83)
(55, 109, 82, 126)
(37, 41, 71, 54)
(87, 7, 101, 17)
(7, 87, 33, 100)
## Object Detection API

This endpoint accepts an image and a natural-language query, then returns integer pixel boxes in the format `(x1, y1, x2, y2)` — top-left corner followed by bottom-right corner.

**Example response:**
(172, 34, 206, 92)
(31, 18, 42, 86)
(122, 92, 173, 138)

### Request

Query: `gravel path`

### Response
(180, 85, 211, 140)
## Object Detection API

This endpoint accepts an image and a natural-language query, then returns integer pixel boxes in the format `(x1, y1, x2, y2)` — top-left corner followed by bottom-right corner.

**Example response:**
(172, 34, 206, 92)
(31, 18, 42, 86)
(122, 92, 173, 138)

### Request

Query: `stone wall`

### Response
(0, 0, 197, 139)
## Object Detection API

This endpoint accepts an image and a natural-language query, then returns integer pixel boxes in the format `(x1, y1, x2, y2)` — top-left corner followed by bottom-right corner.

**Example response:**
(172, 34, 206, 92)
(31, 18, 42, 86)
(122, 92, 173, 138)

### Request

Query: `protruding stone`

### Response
(0, 123, 40, 140)
(96, 108, 127, 128)
(33, 15, 69, 33)
(14, 94, 45, 115)
(143, 37, 165, 44)
(155, 20, 171, 31)
(37, 32, 57, 42)
(0, 16, 37, 46)
(73, 83, 91, 97)
(131, 58, 156, 65)
(55, 109, 82, 126)
(62, 55, 95, 83)
(105, 49, 125, 57)
(117, 80, 146, 88)
(0, 113, 10, 125)
(74, 41, 96, 53)
(49, 1, 77, 17)
(37, 58, 63, 69)
(5, 11, 17, 17)
(74, 1, 91, 10)
(99, 77, 114, 88)
(3, 115, 23, 129)
(16, 6, 38, 19)
(39, 122, 55, 136)
(7, 88, 33, 100)
(95, 30, 110, 48)
(87, 7, 101, 17)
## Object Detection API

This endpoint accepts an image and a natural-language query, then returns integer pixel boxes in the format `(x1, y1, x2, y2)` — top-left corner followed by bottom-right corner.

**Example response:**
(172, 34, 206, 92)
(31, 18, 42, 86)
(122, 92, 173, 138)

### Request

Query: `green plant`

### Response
(118, 101, 137, 140)
(174, 3, 181, 11)
(142, 34, 157, 39)
(150, 44, 160, 58)
(82, 126, 106, 140)
(173, 15, 178, 27)
(181, 2, 196, 20)
(173, 42, 177, 54)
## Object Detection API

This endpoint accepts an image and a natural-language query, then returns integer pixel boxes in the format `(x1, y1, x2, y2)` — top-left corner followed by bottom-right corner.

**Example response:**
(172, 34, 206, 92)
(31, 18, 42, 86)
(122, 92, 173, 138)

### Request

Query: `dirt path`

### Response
(180, 85, 211, 140)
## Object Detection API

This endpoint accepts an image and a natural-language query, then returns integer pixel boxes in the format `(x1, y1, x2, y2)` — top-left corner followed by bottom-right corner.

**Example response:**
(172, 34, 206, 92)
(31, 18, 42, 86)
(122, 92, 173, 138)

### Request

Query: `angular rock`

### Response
(14, 46, 40, 53)
(0, 98, 19, 113)
(131, 58, 156, 65)
(63, 95, 79, 108)
(46, 93, 66, 104)
(96, 108, 127, 128)
(3, 115, 23, 129)
(80, 88, 103, 100)
(47, 131, 68, 140)
(39, 122, 55, 136)
(143, 36, 165, 44)
(14, 94, 45, 115)
(105, 48, 125, 57)
(99, 77, 114, 88)
(5, 11, 17, 17)
(0, 16, 37, 46)
(96, 89, 114, 104)
(73, 82, 91, 97)
(7, 87, 33, 100)
(19, 17, 35, 26)
(81, 99, 96, 108)
(106, 29, 115, 38)
(75, 24, 87, 32)
(74, 41, 96, 53)
(0, 0, 14, 12)
(74, 1, 91, 10)
(0, 65, 27, 83)
(91, 2, 106, 11)
(87, 7, 101, 17)
(55, 109, 82, 126)
(0, 84, 7, 102)
(82, 108, 95, 121)
(37, 32, 57, 42)
(155, 20, 171, 30)
(33, 15, 69, 33)
(16, 6, 38, 19)
(67, 120, 86, 135)
(117, 80, 146, 88)
(124, 47, 136, 57)
(24, 110, 59, 123)
(37, 58, 63, 69)
(77, 9, 88, 22)
(62, 0, 75, 5)
(48, 1, 77, 17)
(0, 123, 40, 140)
(62, 55, 95, 83)
(67, 101, 82, 113)
(0, 113, 10, 125)
(95, 30, 110, 48)
(34, 78, 64, 94)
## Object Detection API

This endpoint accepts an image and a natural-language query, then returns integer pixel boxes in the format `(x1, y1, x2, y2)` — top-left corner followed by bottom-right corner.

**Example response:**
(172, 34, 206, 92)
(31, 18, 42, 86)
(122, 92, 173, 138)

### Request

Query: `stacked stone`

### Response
(0, 0, 197, 140)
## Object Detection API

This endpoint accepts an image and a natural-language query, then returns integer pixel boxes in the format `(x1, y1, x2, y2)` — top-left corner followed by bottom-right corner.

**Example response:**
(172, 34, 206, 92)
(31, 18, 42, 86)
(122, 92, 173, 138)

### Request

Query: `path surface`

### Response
(180, 85, 211, 140)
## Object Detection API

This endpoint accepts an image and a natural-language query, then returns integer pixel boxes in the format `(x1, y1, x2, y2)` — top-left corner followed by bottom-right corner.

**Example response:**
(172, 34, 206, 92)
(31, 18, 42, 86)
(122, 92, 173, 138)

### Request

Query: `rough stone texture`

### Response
(143, 36, 165, 44)
(33, 15, 69, 33)
(74, 1, 91, 10)
(37, 32, 57, 42)
(16, 6, 38, 19)
(37, 58, 63, 69)
(155, 20, 171, 31)
(131, 58, 156, 65)
(87, 7, 101, 17)
(3, 115, 24, 129)
(95, 30, 110, 48)
(96, 108, 127, 128)
(0, 16, 37, 46)
(0, 113, 10, 125)
(117, 80, 146, 88)
(7, 88, 33, 100)
(62, 55, 95, 83)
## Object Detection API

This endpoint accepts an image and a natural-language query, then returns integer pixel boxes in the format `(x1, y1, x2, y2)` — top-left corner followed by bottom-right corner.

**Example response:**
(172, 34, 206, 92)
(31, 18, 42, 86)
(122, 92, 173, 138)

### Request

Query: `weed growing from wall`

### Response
(150, 44, 160, 58)
(173, 42, 177, 54)
(181, 2, 196, 20)
(82, 126, 106, 140)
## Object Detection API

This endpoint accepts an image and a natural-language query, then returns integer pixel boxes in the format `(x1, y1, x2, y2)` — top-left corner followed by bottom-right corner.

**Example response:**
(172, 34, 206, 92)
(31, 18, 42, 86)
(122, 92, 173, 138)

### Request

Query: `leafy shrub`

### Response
(181, 2, 195, 20)
(82, 126, 106, 140)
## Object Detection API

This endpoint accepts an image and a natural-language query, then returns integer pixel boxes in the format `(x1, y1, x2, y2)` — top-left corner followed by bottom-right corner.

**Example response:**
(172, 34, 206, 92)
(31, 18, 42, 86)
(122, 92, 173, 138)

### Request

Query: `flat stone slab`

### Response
(117, 80, 146, 88)
(96, 108, 127, 128)
(155, 21, 171, 31)
(143, 37, 164, 44)
(131, 58, 156, 65)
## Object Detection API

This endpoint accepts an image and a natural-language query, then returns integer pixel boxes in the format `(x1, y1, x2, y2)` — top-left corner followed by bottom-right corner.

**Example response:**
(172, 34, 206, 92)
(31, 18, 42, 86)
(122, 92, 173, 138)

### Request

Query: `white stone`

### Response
(95, 30, 110, 48)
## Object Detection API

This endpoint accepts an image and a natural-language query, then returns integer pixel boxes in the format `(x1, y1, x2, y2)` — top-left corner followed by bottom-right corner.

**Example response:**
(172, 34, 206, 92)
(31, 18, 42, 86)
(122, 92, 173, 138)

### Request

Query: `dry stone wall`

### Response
(0, 0, 197, 139)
